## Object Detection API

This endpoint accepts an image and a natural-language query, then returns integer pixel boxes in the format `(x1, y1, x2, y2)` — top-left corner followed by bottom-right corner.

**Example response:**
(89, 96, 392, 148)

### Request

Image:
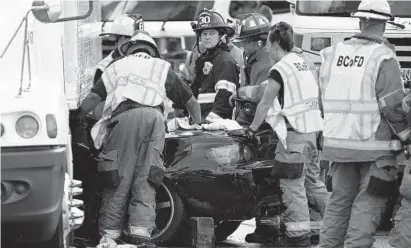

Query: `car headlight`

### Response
(311, 37, 331, 51)
(15, 115, 39, 139)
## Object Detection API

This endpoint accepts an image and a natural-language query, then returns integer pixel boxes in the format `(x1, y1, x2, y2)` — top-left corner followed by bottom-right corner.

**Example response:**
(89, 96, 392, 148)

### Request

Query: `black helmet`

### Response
(191, 9, 234, 37)
(233, 13, 270, 43)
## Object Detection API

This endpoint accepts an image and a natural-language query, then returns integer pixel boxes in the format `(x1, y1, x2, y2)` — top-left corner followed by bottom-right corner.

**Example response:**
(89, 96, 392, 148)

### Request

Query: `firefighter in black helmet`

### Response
(183, 9, 240, 121)
(232, 13, 272, 127)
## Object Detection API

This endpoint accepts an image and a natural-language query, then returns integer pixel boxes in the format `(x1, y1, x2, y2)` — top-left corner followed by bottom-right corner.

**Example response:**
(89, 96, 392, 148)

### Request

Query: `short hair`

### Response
(268, 22, 294, 52)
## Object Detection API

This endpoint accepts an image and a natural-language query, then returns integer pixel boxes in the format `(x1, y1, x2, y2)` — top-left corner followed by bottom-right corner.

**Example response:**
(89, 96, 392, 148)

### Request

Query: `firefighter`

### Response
(318, 0, 410, 247)
(73, 31, 201, 242)
(389, 162, 411, 247)
(246, 22, 323, 247)
(231, 13, 272, 126)
(178, 9, 240, 121)
(389, 96, 411, 247)
(95, 14, 145, 84)
(233, 14, 329, 244)
(92, 14, 145, 120)
(181, 14, 244, 86)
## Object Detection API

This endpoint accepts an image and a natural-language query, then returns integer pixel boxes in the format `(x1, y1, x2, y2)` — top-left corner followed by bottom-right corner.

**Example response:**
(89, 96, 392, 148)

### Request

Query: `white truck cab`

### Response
(290, 0, 411, 88)
(0, 0, 101, 246)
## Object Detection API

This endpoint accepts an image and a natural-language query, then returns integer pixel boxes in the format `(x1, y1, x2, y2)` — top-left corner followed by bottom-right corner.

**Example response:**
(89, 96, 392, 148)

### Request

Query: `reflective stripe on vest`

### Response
(320, 41, 395, 141)
(271, 53, 323, 133)
(198, 93, 216, 104)
(215, 80, 237, 94)
(96, 51, 114, 71)
(324, 137, 403, 151)
(284, 220, 311, 232)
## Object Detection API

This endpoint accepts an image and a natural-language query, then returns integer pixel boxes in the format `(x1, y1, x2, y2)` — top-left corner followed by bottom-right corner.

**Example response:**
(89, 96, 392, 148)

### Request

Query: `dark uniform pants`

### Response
(98, 107, 165, 239)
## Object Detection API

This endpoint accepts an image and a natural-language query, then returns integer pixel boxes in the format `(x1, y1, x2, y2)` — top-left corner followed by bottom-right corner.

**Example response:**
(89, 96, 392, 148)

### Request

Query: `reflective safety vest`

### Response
(91, 53, 170, 149)
(269, 52, 323, 134)
(96, 51, 114, 72)
(320, 40, 396, 150)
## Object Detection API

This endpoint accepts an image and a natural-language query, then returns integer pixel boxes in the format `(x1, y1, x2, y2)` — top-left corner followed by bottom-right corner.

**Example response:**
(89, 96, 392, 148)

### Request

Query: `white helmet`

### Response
(352, 0, 393, 21)
(100, 14, 144, 37)
(120, 31, 160, 57)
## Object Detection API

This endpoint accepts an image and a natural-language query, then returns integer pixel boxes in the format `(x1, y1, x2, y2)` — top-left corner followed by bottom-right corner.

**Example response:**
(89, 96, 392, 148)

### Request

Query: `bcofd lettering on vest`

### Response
(336, 55, 365, 67)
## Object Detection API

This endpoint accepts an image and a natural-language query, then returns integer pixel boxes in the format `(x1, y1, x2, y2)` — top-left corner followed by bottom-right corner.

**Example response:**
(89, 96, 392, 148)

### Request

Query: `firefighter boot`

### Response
(245, 226, 277, 243)
(273, 234, 311, 248)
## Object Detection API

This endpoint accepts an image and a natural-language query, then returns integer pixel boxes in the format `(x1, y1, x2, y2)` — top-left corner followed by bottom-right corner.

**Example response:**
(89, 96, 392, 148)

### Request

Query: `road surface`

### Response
(214, 219, 392, 248)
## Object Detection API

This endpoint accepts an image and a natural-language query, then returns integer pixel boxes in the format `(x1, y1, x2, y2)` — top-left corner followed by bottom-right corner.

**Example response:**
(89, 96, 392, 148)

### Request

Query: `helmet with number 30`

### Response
(192, 9, 234, 37)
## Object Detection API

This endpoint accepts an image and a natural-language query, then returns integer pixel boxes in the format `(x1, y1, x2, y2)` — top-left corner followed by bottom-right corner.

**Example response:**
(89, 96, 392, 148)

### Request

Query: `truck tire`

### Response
(215, 221, 241, 242)
(150, 179, 187, 246)
(35, 215, 68, 248)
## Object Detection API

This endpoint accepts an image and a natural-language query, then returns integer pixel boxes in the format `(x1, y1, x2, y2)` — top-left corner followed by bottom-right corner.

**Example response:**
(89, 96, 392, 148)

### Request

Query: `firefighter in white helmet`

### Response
(318, 0, 410, 247)
(94, 14, 145, 84)
(91, 14, 145, 119)
(246, 21, 323, 247)
(74, 31, 201, 243)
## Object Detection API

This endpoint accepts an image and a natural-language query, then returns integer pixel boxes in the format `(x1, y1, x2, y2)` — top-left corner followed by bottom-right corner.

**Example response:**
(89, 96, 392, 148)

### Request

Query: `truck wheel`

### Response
(34, 216, 68, 248)
(215, 221, 242, 242)
(150, 179, 187, 245)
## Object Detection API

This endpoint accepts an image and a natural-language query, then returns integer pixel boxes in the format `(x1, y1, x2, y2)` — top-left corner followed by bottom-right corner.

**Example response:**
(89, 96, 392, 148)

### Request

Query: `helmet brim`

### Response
(99, 32, 132, 37)
(196, 26, 235, 38)
(232, 32, 268, 43)
(352, 11, 391, 21)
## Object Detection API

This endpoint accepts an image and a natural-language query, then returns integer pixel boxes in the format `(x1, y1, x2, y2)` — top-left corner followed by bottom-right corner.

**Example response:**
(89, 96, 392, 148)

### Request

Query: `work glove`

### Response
(229, 127, 257, 140)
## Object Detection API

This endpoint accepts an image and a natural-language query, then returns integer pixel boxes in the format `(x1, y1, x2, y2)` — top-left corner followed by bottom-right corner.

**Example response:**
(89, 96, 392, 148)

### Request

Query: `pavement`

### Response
(3, 218, 393, 248)
(214, 219, 393, 248)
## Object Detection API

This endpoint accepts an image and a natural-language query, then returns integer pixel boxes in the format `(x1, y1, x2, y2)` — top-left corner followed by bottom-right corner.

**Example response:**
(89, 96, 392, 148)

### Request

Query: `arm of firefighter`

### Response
(207, 60, 240, 121)
(165, 70, 201, 124)
(250, 78, 281, 131)
(185, 96, 202, 124)
(93, 68, 103, 85)
(238, 63, 271, 102)
(78, 78, 106, 118)
(376, 58, 410, 142)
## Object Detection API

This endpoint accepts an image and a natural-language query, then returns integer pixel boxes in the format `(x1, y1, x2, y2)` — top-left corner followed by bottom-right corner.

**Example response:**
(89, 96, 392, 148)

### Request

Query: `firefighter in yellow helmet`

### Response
(181, 14, 245, 87)
(74, 31, 201, 243)
(177, 9, 240, 121)
(245, 21, 324, 247)
(318, 0, 410, 247)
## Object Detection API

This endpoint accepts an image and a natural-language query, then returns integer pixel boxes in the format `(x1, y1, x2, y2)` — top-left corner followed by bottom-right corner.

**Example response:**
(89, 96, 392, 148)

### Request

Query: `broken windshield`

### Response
(296, 0, 411, 17)
(101, 1, 214, 22)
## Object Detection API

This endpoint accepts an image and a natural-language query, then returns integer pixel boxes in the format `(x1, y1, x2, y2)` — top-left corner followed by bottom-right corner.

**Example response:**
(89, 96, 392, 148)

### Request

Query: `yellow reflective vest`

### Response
(270, 52, 323, 134)
(96, 51, 114, 72)
(91, 53, 170, 149)
(320, 39, 401, 155)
